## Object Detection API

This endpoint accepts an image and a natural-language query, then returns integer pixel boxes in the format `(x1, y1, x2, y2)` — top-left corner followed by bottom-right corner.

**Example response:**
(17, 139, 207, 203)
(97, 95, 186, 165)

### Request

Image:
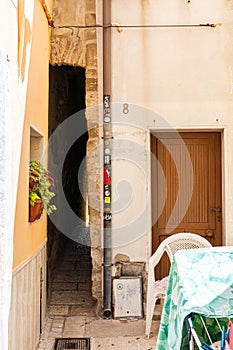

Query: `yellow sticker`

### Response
(104, 197, 111, 203)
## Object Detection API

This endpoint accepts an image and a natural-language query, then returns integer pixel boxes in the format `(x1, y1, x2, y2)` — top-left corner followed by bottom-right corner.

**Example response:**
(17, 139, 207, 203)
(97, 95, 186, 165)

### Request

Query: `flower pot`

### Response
(29, 200, 43, 222)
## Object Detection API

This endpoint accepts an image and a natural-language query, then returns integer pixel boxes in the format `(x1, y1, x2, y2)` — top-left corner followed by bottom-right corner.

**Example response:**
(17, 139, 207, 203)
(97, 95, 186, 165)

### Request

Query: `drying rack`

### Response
(185, 313, 233, 350)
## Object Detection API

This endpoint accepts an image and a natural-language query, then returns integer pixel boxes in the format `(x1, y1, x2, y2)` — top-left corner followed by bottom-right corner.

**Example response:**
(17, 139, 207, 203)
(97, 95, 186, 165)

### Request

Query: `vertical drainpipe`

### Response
(103, 0, 112, 318)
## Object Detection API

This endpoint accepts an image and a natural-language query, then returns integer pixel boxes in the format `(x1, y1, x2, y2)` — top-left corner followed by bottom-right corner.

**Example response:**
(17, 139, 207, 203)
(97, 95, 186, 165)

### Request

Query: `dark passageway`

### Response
(47, 239, 96, 317)
(47, 65, 94, 314)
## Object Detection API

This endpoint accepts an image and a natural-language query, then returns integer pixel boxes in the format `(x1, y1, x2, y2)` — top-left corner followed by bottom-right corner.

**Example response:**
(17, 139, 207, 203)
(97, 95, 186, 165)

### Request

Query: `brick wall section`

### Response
(50, 0, 103, 304)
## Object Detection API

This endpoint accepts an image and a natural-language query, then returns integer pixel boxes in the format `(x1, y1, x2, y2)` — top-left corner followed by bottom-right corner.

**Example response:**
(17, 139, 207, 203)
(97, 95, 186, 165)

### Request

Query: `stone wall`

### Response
(50, 0, 102, 304)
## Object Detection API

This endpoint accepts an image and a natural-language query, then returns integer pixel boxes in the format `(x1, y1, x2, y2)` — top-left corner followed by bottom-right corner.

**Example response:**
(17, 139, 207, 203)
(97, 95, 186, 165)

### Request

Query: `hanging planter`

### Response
(29, 160, 56, 223)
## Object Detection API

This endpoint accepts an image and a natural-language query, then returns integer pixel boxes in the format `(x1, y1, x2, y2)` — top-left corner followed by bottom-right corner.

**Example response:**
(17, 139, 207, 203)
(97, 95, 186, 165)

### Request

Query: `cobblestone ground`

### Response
(48, 241, 96, 318)
(37, 240, 159, 350)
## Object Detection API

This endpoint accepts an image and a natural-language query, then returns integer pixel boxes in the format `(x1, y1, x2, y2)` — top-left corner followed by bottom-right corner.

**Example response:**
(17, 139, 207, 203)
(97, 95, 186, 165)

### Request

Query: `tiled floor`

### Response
(37, 240, 159, 350)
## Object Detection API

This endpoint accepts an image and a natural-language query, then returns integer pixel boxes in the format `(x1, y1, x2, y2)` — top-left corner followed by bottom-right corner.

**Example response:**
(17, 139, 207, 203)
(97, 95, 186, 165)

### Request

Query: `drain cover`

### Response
(54, 338, 90, 350)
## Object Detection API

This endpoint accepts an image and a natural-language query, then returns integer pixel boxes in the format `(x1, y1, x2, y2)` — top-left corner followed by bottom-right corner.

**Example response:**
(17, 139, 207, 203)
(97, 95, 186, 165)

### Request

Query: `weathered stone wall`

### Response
(50, 0, 103, 304)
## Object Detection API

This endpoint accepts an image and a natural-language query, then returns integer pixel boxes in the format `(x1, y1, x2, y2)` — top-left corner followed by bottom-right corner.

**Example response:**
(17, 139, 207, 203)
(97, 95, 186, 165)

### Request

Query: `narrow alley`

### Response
(37, 238, 159, 350)
(3, 1, 233, 349)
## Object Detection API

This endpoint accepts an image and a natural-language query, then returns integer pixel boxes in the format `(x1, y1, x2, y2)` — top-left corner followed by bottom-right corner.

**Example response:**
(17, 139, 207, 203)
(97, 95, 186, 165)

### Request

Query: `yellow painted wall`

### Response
(13, 0, 50, 270)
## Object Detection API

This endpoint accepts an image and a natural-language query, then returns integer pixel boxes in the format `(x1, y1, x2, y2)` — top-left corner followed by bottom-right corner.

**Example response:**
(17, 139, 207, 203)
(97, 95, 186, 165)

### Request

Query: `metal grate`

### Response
(54, 338, 90, 350)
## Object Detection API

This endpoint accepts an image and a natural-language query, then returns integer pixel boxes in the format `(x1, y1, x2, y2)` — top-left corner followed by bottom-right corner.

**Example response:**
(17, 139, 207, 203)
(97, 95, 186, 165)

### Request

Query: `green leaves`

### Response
(29, 192, 41, 206)
(29, 160, 57, 215)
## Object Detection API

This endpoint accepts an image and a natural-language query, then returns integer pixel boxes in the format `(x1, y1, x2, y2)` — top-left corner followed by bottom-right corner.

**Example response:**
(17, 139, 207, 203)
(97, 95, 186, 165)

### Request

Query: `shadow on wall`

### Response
(47, 65, 87, 300)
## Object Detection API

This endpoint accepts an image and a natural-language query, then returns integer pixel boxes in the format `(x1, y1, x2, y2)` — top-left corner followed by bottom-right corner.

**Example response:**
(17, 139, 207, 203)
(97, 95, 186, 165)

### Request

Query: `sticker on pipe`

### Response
(105, 190, 110, 196)
(104, 95, 110, 109)
(104, 155, 111, 165)
(104, 168, 111, 185)
(104, 213, 112, 221)
(104, 116, 111, 123)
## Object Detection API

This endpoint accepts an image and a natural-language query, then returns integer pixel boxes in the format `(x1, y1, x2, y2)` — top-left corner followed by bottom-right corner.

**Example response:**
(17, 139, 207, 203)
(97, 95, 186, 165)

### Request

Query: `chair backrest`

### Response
(149, 233, 212, 270)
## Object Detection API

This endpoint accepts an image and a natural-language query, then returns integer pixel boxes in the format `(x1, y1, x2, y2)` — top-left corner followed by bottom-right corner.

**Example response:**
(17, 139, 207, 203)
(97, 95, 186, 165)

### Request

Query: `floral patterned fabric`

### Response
(156, 246, 233, 350)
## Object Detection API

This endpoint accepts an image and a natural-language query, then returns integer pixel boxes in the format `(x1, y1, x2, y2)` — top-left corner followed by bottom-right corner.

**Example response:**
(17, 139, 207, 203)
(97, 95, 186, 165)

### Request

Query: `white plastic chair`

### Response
(145, 233, 212, 338)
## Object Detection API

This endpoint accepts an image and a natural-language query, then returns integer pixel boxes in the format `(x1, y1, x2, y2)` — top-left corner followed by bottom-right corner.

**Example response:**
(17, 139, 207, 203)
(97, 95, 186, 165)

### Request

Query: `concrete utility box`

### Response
(113, 276, 143, 319)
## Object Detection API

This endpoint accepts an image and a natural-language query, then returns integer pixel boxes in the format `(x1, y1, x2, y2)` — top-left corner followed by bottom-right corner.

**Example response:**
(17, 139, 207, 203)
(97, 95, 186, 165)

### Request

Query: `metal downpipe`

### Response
(103, 0, 112, 318)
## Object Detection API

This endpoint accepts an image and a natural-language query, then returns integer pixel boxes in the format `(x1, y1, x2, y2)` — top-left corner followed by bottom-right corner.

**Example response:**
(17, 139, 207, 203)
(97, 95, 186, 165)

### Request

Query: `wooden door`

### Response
(151, 132, 222, 278)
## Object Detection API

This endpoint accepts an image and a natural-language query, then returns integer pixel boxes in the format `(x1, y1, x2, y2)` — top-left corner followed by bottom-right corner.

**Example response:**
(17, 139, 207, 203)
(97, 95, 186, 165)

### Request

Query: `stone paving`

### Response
(37, 240, 159, 350)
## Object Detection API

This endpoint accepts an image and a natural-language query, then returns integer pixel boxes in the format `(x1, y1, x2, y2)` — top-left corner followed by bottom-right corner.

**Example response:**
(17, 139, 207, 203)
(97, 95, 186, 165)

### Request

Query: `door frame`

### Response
(148, 128, 225, 256)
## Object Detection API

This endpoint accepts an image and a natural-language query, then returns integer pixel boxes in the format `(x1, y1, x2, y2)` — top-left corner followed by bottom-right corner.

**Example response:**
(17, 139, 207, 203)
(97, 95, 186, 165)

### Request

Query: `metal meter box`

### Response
(113, 276, 143, 319)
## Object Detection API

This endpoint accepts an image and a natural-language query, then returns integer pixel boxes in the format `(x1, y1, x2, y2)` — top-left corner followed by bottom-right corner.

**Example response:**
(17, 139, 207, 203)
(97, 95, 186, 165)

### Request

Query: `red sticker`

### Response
(104, 168, 111, 185)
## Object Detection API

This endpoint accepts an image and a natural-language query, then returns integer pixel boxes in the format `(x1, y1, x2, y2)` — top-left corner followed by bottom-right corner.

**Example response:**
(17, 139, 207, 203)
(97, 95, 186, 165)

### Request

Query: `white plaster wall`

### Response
(0, 1, 35, 348)
(0, 2, 19, 349)
(0, 1, 18, 57)
(110, 0, 233, 262)
(0, 0, 18, 174)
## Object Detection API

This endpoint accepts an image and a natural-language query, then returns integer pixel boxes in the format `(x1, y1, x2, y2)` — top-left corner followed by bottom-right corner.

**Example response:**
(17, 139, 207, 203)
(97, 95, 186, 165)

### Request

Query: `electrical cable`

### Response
(55, 23, 221, 30)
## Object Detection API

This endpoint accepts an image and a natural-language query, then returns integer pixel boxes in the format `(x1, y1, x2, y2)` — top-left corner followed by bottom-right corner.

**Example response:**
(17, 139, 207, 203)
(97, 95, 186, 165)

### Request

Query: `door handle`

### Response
(209, 207, 221, 212)
(205, 230, 214, 237)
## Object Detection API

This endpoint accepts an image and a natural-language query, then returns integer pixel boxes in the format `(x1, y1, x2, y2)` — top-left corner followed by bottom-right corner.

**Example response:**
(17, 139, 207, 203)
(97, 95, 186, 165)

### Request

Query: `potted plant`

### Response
(29, 160, 56, 222)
